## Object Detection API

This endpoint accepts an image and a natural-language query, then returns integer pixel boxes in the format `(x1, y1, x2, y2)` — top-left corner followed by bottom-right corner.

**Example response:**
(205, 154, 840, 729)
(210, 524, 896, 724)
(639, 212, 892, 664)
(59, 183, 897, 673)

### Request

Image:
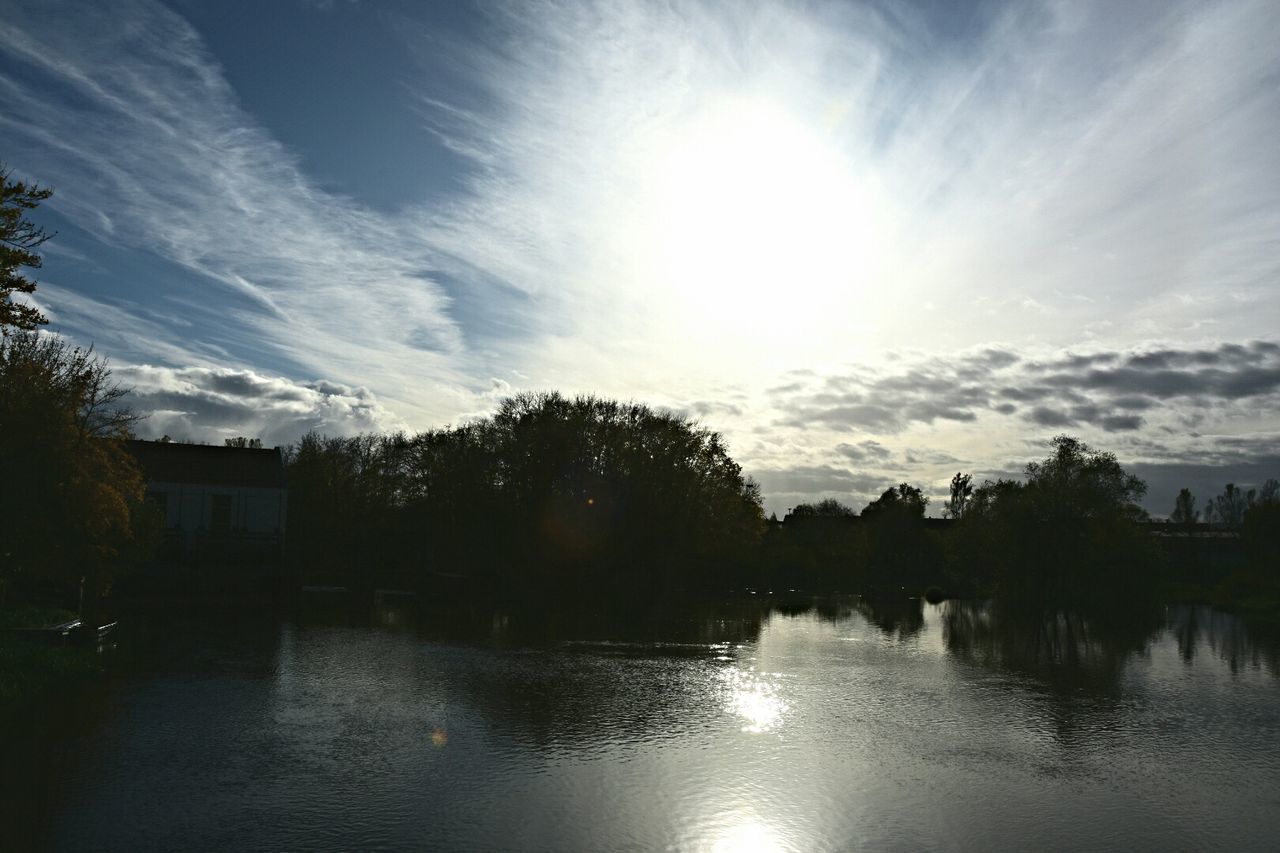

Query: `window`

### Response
(148, 491, 168, 523)
(211, 494, 232, 532)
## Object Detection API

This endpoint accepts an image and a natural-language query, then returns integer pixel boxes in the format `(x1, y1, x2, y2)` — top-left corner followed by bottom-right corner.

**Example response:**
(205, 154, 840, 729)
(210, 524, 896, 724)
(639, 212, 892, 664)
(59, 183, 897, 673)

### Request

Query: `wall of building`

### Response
(149, 481, 287, 537)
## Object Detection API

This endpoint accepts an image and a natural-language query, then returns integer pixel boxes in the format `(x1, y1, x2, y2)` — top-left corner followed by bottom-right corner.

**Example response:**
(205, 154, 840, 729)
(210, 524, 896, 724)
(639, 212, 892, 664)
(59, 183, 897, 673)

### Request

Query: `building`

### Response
(126, 440, 287, 568)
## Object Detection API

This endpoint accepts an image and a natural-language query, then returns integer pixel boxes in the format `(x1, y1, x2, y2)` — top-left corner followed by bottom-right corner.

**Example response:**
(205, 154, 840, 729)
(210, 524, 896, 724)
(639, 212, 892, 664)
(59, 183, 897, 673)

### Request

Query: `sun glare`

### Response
(639, 98, 884, 351)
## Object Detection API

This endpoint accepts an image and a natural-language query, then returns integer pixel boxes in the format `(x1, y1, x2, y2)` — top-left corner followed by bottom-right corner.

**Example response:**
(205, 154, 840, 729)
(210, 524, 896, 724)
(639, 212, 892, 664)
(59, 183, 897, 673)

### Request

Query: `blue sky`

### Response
(3, 0, 1279, 515)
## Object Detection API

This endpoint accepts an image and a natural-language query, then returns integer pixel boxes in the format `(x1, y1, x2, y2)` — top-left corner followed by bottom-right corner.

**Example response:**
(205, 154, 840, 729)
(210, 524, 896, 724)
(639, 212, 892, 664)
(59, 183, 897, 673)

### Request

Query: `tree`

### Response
(861, 483, 928, 521)
(285, 392, 766, 598)
(1022, 435, 1147, 522)
(950, 436, 1154, 611)
(225, 436, 263, 449)
(861, 483, 933, 592)
(1210, 483, 1253, 529)
(943, 472, 973, 520)
(1, 164, 53, 333)
(788, 498, 856, 518)
(0, 333, 150, 606)
(1261, 478, 1280, 505)
(1170, 488, 1198, 526)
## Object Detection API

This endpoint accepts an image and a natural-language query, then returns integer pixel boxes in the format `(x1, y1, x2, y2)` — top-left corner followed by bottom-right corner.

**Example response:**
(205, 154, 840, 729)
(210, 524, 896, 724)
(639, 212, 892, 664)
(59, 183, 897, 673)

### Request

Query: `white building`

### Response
(127, 440, 287, 564)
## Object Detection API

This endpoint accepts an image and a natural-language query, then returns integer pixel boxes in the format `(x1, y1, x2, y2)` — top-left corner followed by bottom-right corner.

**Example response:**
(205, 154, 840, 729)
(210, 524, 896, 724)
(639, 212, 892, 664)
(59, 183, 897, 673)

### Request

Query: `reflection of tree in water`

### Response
(941, 600, 1168, 748)
(1167, 605, 1280, 676)
(855, 597, 924, 640)
(767, 596, 859, 622)
(339, 597, 775, 752)
(941, 600, 1164, 695)
(812, 598, 856, 623)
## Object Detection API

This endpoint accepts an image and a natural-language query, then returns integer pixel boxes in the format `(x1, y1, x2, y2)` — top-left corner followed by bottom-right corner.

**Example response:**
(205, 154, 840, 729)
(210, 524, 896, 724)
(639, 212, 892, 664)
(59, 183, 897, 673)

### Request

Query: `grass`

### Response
(0, 604, 97, 708)
(0, 604, 77, 630)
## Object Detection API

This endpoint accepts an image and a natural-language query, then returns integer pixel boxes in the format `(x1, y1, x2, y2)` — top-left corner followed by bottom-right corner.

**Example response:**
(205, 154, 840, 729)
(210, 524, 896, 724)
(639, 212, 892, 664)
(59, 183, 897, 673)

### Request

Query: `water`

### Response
(16, 598, 1280, 851)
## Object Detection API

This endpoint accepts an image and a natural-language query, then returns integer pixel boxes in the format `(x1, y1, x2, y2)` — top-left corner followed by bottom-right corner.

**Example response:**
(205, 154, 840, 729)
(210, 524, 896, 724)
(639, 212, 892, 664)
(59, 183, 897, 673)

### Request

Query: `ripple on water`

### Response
(36, 604, 1280, 852)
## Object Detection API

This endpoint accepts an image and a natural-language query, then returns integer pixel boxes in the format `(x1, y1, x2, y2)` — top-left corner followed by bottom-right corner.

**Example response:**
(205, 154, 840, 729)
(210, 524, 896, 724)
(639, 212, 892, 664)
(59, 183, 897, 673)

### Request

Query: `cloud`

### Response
(115, 365, 407, 448)
(747, 339, 1280, 514)
(835, 439, 892, 463)
(768, 340, 1280, 436)
(3, 1, 1279, 519)
(0, 0, 471, 422)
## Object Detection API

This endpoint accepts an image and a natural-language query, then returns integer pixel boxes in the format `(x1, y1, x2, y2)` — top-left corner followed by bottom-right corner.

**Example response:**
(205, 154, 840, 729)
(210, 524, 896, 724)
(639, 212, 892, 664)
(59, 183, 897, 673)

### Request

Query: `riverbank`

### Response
(0, 606, 102, 711)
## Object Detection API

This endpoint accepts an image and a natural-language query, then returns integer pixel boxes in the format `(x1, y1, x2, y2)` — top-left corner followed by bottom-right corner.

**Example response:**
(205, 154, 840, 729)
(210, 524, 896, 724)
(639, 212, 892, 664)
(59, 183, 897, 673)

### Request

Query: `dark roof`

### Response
(126, 440, 286, 489)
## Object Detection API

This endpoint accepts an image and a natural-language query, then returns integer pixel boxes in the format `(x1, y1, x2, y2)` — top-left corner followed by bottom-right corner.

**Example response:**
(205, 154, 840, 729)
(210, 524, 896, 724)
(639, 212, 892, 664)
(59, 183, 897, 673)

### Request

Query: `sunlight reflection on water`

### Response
(36, 602, 1280, 852)
(709, 815, 788, 853)
(722, 666, 787, 733)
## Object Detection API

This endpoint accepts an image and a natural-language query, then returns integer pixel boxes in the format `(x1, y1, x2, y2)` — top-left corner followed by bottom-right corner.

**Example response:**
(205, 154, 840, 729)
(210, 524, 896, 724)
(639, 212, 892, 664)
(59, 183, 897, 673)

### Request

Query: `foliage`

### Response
(285, 393, 765, 598)
(862, 483, 928, 521)
(1208, 483, 1254, 528)
(1241, 485, 1279, 582)
(943, 472, 973, 520)
(766, 503, 864, 592)
(861, 483, 938, 593)
(0, 333, 152, 604)
(0, 165, 52, 333)
(1261, 478, 1280, 505)
(788, 498, 856, 518)
(224, 436, 262, 448)
(0, 635, 100, 708)
(952, 436, 1155, 611)
(1170, 488, 1198, 526)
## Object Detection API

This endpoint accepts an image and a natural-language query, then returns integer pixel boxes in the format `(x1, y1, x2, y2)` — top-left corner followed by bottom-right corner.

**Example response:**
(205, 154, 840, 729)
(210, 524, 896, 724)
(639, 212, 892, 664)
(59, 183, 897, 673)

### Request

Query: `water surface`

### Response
(23, 599, 1280, 851)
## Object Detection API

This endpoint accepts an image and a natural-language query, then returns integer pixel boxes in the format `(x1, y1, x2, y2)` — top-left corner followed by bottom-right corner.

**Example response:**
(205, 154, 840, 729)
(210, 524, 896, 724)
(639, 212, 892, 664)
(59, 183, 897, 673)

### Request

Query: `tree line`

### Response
(768, 436, 1278, 618)
(2, 162, 1276, 618)
(284, 392, 765, 601)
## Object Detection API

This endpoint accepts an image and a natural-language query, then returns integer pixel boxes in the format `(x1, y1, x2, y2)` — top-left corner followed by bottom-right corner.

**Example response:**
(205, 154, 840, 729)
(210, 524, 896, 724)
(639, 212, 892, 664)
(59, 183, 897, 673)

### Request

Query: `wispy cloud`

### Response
(0, 1, 470, 419)
(3, 0, 1279, 514)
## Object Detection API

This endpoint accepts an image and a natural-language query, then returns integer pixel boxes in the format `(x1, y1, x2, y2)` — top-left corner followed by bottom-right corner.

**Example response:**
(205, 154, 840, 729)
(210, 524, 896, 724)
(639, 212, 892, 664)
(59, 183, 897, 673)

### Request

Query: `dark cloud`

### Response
(752, 464, 887, 495)
(1098, 414, 1143, 431)
(782, 403, 901, 432)
(904, 449, 963, 466)
(1028, 406, 1074, 427)
(769, 340, 1280, 436)
(835, 440, 892, 462)
(998, 386, 1058, 402)
(685, 400, 745, 419)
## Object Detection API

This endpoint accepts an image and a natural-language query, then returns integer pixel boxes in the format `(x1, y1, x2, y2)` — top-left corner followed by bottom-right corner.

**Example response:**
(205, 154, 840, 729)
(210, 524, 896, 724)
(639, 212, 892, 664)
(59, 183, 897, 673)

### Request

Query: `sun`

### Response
(635, 97, 886, 352)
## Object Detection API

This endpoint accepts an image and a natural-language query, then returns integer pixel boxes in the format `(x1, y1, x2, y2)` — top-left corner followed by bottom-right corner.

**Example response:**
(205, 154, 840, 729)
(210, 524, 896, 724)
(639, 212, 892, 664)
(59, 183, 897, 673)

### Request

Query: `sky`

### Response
(2, 0, 1278, 516)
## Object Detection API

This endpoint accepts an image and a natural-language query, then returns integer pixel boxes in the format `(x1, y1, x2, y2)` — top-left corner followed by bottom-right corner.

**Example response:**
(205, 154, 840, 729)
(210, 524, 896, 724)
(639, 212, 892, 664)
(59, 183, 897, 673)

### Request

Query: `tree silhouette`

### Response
(861, 483, 928, 521)
(1, 165, 53, 332)
(788, 498, 856, 518)
(860, 483, 934, 593)
(943, 472, 973, 519)
(1209, 483, 1253, 528)
(952, 436, 1154, 611)
(0, 333, 151, 608)
(1170, 488, 1198, 526)
(286, 392, 765, 599)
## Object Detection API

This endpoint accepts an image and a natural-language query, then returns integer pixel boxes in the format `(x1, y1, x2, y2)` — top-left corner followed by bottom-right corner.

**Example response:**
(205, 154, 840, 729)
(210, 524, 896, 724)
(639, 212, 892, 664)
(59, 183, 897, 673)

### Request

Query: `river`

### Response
(12, 597, 1280, 851)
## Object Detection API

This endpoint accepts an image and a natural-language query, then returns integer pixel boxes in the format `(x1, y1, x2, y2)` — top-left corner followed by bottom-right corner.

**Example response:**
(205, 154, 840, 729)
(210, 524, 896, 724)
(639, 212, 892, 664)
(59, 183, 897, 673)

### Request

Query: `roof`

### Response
(126, 440, 286, 489)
